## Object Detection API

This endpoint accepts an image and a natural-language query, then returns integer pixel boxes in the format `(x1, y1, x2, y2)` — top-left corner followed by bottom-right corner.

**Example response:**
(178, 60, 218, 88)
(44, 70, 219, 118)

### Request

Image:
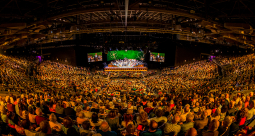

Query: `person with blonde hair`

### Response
(194, 111, 208, 131)
(35, 108, 47, 125)
(137, 111, 150, 127)
(49, 113, 62, 131)
(192, 102, 200, 113)
(75, 106, 83, 117)
(180, 113, 194, 134)
(227, 101, 236, 116)
(202, 119, 219, 136)
(164, 115, 181, 135)
(98, 121, 117, 136)
(21, 110, 28, 120)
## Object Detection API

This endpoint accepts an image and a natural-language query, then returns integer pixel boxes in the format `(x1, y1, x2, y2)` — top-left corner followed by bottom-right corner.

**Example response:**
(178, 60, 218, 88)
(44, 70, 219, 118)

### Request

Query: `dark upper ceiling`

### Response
(0, 0, 255, 49)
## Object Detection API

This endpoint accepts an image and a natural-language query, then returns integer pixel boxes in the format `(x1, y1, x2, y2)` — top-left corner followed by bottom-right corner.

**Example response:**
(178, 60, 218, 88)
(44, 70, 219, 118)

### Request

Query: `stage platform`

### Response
(104, 67, 148, 71)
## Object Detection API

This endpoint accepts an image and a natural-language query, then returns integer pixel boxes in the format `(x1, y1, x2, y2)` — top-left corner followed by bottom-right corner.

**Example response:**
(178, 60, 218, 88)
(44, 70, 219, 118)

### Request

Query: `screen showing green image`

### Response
(87, 52, 102, 62)
(149, 52, 165, 62)
(107, 50, 144, 61)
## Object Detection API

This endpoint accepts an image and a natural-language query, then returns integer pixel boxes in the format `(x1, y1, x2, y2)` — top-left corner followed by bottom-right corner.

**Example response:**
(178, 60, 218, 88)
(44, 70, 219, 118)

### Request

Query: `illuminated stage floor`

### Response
(104, 67, 148, 71)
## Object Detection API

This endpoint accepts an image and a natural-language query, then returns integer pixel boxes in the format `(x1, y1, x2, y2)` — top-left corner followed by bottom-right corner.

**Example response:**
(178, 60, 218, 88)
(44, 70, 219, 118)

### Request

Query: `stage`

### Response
(104, 67, 148, 71)
(104, 59, 147, 71)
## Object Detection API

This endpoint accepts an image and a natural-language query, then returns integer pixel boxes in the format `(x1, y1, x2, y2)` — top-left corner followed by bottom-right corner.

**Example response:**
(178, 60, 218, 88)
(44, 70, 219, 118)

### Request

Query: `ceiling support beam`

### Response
(239, 0, 253, 15)
(48, 7, 203, 21)
(125, 0, 129, 27)
(0, 0, 13, 13)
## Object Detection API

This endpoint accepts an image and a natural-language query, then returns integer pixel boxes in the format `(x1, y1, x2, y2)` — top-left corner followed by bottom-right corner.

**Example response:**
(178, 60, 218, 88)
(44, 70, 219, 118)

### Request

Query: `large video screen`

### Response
(87, 52, 103, 62)
(150, 52, 165, 62)
(107, 50, 144, 61)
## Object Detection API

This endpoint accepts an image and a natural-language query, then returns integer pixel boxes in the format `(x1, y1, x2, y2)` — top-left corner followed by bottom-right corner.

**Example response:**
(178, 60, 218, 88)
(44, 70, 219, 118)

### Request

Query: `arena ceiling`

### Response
(0, 0, 255, 49)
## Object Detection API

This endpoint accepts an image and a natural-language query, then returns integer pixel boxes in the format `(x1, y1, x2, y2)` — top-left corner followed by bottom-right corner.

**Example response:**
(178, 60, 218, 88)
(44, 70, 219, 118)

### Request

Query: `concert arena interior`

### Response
(1, 0, 255, 136)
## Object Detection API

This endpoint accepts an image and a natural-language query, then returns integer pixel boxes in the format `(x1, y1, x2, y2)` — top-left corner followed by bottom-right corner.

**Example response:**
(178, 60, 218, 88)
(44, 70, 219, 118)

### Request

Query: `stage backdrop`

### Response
(149, 52, 165, 62)
(107, 50, 144, 61)
(87, 52, 103, 62)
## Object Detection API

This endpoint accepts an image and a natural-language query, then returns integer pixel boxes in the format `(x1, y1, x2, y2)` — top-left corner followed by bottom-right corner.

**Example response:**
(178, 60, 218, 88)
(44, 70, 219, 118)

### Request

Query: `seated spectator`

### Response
(91, 103, 99, 113)
(181, 104, 191, 119)
(63, 103, 76, 118)
(180, 113, 194, 134)
(205, 104, 213, 117)
(140, 120, 162, 136)
(227, 101, 236, 116)
(0, 106, 7, 123)
(49, 113, 62, 131)
(77, 112, 88, 127)
(35, 108, 47, 125)
(210, 108, 221, 121)
(137, 112, 150, 128)
(194, 111, 208, 133)
(36, 120, 51, 135)
(55, 102, 64, 115)
(219, 116, 232, 136)
(28, 107, 37, 124)
(219, 105, 228, 122)
(185, 128, 197, 136)
(97, 121, 117, 136)
(99, 108, 107, 119)
(15, 98, 20, 116)
(18, 103, 25, 118)
(247, 100, 255, 123)
(202, 119, 219, 136)
(122, 124, 138, 136)
(105, 110, 120, 132)
(238, 108, 248, 126)
(62, 116, 79, 136)
(40, 101, 50, 115)
(121, 114, 134, 128)
(7, 111, 16, 129)
(80, 120, 95, 136)
(192, 102, 200, 113)
(144, 102, 154, 114)
(83, 105, 92, 119)
(150, 109, 167, 123)
(15, 119, 29, 135)
(89, 112, 103, 130)
(49, 101, 56, 113)
(6, 98, 14, 112)
(164, 115, 181, 135)
(21, 110, 28, 120)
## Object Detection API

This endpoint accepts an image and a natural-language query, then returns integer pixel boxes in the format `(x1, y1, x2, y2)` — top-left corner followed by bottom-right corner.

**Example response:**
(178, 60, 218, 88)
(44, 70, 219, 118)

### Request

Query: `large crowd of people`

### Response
(95, 71, 157, 79)
(1, 53, 255, 136)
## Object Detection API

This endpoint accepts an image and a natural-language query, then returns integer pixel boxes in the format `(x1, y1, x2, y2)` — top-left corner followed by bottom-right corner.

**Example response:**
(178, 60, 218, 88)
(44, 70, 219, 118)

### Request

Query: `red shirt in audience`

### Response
(7, 103, 15, 112)
(239, 117, 246, 126)
(35, 116, 47, 125)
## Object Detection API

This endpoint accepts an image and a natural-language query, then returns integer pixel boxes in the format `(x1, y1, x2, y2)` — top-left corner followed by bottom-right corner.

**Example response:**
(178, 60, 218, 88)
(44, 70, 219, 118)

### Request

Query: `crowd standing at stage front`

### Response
(1, 54, 255, 136)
